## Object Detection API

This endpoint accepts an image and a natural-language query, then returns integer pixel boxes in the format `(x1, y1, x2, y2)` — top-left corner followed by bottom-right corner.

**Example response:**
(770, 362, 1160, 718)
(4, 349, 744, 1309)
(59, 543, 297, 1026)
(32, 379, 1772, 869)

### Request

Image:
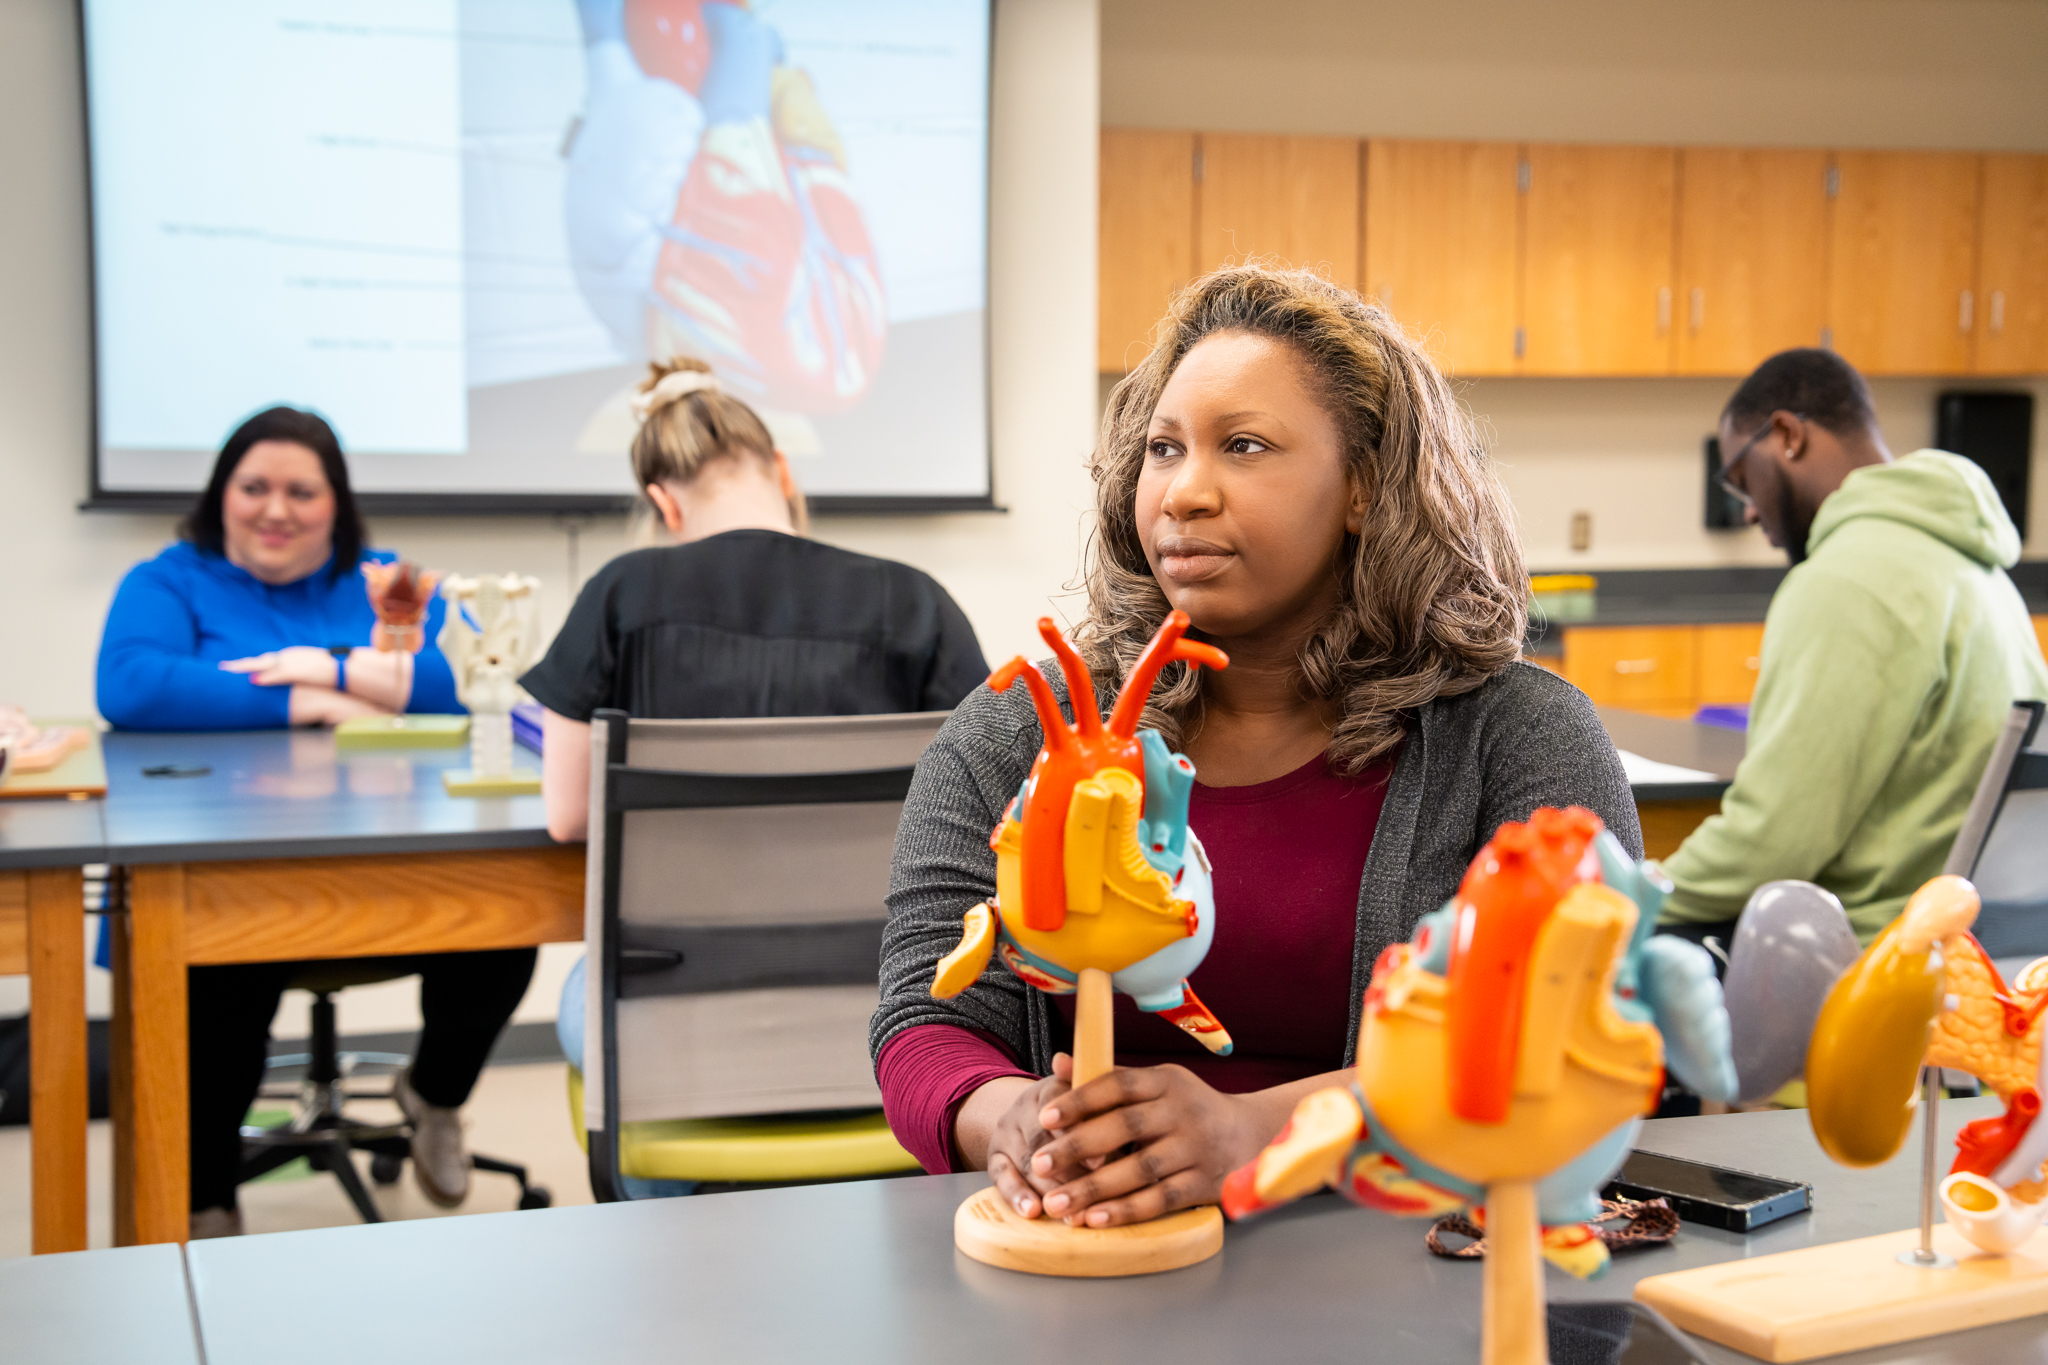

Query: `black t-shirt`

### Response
(520, 530, 989, 721)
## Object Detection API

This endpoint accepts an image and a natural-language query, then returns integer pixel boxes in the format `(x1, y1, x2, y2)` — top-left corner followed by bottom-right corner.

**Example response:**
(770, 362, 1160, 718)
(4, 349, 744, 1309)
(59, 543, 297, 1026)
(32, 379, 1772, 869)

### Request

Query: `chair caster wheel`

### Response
(518, 1187, 553, 1210)
(370, 1153, 405, 1186)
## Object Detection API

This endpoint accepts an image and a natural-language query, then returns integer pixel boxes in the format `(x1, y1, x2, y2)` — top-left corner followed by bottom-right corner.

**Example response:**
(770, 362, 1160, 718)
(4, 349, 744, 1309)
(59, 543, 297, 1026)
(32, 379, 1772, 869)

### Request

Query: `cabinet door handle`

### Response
(1690, 287, 1704, 333)
(1960, 290, 1974, 332)
(1745, 656, 1760, 671)
(1657, 287, 1672, 334)
(1614, 659, 1659, 675)
(1991, 290, 2006, 335)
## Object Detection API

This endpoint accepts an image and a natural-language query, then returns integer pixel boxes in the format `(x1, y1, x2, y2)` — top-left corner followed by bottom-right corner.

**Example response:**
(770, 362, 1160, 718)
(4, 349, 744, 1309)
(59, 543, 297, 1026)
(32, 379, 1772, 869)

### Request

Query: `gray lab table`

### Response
(1597, 707, 1746, 862)
(0, 1242, 203, 1365)
(75, 728, 578, 1249)
(182, 1100, 2040, 1365)
(1596, 706, 1748, 802)
(99, 728, 551, 863)
(0, 795, 105, 869)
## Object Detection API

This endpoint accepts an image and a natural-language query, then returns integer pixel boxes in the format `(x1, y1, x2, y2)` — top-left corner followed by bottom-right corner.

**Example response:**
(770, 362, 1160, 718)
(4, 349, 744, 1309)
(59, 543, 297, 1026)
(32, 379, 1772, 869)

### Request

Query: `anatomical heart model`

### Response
(1806, 875, 2048, 1253)
(932, 611, 1234, 1276)
(1224, 807, 1738, 1365)
(1629, 877, 2048, 1362)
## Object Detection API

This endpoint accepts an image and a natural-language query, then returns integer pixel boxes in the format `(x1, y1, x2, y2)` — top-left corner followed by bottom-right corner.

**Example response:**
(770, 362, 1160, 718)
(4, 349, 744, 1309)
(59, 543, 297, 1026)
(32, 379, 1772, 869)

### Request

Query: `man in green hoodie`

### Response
(1660, 349, 2048, 943)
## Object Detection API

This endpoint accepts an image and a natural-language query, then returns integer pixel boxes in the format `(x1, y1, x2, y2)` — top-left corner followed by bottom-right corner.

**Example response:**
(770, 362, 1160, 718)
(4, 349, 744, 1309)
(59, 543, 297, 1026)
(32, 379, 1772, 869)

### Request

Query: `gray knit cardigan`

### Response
(869, 660, 1640, 1078)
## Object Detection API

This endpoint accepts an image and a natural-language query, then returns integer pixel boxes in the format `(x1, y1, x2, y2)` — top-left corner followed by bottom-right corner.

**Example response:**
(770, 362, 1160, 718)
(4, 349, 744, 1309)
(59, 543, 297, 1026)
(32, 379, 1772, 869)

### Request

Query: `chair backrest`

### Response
(1944, 700, 2048, 958)
(581, 708, 947, 1196)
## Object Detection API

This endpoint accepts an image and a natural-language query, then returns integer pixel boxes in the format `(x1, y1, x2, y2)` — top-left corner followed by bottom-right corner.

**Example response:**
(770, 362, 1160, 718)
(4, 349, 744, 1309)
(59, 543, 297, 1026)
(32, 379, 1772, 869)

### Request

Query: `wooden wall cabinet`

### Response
(1522, 145, 1679, 376)
(1362, 140, 1522, 375)
(1561, 626, 1698, 717)
(1561, 621, 1767, 718)
(1098, 129, 1196, 373)
(1675, 149, 1831, 375)
(1975, 154, 2048, 376)
(1695, 623, 1767, 706)
(1099, 131, 2043, 379)
(1195, 133, 1361, 288)
(1828, 151, 1982, 376)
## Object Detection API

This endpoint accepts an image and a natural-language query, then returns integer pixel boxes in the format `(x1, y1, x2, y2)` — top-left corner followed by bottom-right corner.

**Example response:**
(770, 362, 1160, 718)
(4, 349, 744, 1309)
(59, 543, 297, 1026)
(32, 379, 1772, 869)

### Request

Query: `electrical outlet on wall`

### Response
(1570, 511, 1592, 553)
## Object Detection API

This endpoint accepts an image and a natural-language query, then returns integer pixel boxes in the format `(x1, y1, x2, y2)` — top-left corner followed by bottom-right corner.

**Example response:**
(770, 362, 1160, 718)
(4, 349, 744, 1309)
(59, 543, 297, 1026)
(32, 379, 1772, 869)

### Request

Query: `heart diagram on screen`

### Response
(566, 0, 886, 414)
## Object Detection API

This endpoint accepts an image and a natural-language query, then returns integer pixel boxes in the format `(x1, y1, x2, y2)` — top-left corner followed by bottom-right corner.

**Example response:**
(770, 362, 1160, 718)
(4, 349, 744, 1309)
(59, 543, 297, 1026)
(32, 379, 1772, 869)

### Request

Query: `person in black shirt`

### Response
(522, 357, 989, 839)
(524, 360, 986, 1186)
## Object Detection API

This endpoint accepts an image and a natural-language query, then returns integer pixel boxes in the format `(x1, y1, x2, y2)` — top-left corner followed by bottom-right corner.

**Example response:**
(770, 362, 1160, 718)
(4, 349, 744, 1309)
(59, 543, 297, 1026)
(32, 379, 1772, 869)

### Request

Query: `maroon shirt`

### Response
(876, 749, 1396, 1172)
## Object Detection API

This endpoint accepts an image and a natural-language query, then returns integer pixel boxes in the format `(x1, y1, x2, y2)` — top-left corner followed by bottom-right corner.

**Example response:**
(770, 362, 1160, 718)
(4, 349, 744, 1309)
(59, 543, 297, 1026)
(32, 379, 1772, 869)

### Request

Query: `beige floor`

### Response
(0, 1060, 593, 1259)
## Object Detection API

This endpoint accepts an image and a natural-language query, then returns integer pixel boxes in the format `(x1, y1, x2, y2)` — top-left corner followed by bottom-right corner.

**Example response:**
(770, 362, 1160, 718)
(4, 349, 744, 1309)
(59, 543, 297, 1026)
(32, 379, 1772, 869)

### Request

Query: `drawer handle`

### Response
(1613, 659, 1658, 674)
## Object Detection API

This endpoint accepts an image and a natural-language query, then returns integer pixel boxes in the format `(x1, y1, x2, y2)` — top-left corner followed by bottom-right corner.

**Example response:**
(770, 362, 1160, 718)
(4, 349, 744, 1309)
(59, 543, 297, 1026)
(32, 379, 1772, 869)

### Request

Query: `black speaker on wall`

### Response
(1937, 392, 2034, 540)
(1703, 435, 1746, 530)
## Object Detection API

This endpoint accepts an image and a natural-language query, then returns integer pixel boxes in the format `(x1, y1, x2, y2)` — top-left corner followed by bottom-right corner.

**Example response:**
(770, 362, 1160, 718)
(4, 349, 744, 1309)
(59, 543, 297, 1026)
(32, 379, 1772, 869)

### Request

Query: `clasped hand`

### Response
(219, 646, 397, 725)
(987, 1055, 1263, 1229)
(219, 646, 338, 688)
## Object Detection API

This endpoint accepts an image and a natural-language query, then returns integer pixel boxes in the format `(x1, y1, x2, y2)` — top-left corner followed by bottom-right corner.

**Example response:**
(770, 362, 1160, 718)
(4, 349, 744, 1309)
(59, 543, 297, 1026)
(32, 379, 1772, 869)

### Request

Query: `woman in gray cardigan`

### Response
(871, 265, 1637, 1232)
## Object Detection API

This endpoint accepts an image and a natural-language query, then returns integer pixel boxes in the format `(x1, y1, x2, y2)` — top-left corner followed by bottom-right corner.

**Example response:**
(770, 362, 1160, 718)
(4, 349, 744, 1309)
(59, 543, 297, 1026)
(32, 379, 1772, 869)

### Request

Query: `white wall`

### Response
(1101, 0, 2048, 150)
(1468, 375, 2048, 569)
(0, 0, 1101, 1033)
(1100, 0, 2048, 568)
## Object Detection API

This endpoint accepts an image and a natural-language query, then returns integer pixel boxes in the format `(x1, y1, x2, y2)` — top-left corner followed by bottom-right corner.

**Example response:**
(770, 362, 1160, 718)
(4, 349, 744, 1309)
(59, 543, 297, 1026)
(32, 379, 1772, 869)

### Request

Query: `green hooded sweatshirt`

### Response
(1661, 450, 2048, 941)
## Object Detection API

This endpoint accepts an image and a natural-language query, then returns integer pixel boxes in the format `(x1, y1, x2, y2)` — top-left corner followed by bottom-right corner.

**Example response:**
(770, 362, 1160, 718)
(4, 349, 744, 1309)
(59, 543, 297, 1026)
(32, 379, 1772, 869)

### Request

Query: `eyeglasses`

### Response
(1716, 414, 1802, 507)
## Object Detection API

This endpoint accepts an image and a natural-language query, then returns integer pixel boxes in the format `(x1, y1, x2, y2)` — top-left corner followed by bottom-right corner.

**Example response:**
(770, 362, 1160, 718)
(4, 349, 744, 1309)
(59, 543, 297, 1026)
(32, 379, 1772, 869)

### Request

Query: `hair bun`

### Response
(630, 365, 723, 422)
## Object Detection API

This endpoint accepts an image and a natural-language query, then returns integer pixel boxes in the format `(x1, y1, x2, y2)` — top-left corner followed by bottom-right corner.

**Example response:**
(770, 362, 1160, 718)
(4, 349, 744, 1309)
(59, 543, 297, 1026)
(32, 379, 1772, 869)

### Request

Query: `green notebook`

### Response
(334, 714, 471, 748)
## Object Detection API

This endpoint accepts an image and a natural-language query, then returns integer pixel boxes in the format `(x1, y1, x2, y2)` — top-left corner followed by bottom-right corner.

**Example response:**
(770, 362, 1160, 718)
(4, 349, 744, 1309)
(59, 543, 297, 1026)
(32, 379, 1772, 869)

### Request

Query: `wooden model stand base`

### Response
(953, 1185, 1223, 1277)
(951, 968, 1223, 1278)
(1634, 1224, 2048, 1362)
(336, 714, 469, 748)
(441, 769, 542, 797)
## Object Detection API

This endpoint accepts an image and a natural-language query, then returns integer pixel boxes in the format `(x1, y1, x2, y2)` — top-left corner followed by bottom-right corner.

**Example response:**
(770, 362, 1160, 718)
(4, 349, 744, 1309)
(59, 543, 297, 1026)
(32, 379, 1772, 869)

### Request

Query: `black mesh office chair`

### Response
(240, 964, 551, 1222)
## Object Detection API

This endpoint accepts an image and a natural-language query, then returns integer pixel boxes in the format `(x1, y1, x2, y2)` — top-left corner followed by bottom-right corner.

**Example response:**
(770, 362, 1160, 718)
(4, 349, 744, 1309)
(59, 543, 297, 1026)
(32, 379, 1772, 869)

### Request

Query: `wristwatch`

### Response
(326, 644, 351, 693)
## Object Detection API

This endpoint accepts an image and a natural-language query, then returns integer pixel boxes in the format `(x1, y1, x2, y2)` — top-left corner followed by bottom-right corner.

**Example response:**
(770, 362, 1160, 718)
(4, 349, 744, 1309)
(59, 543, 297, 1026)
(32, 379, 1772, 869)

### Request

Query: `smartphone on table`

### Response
(1604, 1149, 1812, 1233)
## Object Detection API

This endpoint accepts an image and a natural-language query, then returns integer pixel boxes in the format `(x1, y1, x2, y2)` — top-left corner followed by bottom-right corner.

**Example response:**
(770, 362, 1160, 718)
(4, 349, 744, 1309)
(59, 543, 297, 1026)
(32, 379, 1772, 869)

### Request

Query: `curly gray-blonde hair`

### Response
(1075, 264, 1527, 774)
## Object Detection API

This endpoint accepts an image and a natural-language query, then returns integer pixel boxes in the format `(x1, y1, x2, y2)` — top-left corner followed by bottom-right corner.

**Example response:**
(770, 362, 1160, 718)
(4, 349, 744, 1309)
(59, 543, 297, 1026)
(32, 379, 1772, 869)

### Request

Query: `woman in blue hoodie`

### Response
(97, 411, 464, 728)
(97, 407, 535, 1238)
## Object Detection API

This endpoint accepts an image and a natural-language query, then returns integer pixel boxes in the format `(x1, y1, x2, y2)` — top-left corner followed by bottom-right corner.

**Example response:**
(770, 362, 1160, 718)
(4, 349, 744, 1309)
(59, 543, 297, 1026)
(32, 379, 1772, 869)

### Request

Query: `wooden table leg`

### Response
(109, 905, 131, 1246)
(27, 866, 87, 1255)
(114, 864, 189, 1246)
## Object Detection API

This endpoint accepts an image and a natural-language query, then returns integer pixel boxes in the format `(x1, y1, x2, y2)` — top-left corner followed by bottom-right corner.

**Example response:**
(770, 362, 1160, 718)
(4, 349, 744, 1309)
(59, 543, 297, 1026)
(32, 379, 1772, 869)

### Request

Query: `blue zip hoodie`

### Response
(96, 542, 462, 730)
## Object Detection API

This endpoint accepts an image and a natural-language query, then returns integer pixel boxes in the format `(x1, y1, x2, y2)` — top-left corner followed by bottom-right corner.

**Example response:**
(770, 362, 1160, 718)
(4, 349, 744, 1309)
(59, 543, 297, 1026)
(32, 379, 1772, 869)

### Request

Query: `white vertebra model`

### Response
(438, 573, 541, 787)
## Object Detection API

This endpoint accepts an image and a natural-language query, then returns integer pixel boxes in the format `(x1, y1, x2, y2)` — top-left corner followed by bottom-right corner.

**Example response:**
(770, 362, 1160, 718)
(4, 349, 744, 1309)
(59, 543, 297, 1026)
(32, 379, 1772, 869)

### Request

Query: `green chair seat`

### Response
(566, 1067, 920, 1184)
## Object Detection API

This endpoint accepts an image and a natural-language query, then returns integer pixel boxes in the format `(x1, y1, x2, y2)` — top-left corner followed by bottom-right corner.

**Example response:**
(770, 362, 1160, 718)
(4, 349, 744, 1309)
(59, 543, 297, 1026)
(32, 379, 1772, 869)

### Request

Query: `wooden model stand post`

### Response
(1483, 1180, 1546, 1365)
(952, 969, 1225, 1277)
